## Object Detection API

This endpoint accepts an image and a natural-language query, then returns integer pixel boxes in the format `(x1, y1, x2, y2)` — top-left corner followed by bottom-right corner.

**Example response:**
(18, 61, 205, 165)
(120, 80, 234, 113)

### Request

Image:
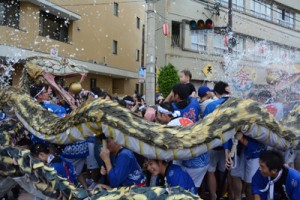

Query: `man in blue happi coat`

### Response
(252, 150, 300, 200)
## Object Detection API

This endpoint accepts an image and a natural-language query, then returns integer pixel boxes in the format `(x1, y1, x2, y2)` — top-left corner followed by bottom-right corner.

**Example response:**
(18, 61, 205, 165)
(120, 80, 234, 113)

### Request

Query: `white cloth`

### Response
(173, 160, 208, 188)
(259, 169, 283, 200)
(230, 150, 260, 183)
(207, 149, 225, 173)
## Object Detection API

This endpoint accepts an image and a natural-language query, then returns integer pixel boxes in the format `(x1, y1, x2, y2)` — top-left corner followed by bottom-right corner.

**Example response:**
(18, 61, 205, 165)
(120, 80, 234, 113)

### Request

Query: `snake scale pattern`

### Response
(0, 56, 299, 199)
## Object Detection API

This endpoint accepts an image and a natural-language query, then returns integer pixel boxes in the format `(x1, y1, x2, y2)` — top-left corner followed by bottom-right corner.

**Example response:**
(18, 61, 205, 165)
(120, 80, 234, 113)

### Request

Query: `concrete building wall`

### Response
(154, 0, 300, 96)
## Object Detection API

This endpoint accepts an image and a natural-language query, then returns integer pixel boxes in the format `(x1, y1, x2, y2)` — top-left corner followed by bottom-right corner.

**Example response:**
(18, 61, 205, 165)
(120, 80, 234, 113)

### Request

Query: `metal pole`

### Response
(145, 0, 156, 105)
(228, 0, 233, 53)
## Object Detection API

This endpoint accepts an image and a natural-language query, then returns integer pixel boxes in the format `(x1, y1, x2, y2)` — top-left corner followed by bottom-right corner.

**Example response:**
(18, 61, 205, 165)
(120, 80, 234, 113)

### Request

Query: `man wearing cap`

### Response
(197, 86, 217, 118)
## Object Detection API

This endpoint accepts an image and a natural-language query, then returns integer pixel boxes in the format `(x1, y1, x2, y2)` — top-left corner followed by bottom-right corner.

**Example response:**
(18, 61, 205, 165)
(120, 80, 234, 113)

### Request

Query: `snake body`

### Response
(0, 56, 299, 199)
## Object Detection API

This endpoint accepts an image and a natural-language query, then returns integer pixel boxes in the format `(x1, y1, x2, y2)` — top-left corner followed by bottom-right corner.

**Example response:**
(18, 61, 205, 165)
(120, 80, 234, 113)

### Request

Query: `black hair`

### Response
(123, 95, 134, 102)
(30, 142, 49, 156)
(30, 83, 45, 98)
(259, 150, 284, 171)
(118, 99, 127, 107)
(91, 87, 103, 97)
(159, 102, 174, 118)
(180, 69, 192, 80)
(257, 90, 272, 99)
(214, 81, 229, 95)
(172, 83, 189, 100)
(102, 92, 113, 100)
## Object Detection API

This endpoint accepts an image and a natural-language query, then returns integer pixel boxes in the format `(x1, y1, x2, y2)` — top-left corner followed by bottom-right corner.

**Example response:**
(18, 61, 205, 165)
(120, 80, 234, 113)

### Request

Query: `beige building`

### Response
(153, 0, 300, 97)
(0, 0, 146, 96)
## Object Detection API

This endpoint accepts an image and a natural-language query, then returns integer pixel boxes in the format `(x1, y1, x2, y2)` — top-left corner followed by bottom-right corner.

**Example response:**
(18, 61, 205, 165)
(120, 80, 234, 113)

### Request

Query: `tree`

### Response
(157, 63, 179, 98)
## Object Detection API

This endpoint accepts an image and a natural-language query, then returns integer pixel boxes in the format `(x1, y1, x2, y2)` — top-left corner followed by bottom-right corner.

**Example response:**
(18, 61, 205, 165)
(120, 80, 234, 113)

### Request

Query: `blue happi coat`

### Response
(108, 148, 146, 188)
(252, 167, 300, 200)
(165, 163, 197, 194)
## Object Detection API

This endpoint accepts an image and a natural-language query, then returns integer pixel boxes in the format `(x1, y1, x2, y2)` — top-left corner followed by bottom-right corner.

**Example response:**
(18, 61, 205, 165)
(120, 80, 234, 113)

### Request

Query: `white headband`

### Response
(124, 100, 134, 105)
(34, 87, 45, 98)
(157, 105, 181, 118)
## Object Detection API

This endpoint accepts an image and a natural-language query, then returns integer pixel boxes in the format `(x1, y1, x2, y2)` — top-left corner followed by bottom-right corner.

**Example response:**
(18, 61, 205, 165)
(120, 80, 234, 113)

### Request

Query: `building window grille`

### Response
(171, 21, 180, 47)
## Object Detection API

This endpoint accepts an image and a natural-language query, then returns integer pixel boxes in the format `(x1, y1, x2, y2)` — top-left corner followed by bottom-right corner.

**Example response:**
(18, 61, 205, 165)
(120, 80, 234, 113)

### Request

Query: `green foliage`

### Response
(157, 63, 179, 98)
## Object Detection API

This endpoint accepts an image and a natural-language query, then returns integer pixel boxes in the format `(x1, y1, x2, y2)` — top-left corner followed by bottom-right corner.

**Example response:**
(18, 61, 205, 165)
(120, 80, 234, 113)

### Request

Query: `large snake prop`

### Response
(0, 56, 299, 199)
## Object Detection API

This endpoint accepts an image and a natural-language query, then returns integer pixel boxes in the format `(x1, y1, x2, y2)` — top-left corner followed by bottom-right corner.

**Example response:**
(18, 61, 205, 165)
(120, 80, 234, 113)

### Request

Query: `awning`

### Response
(21, 0, 81, 20)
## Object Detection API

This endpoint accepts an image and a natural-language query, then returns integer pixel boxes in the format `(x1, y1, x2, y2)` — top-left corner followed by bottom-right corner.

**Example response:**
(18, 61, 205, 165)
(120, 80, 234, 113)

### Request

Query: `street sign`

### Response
(138, 67, 146, 83)
(202, 63, 215, 77)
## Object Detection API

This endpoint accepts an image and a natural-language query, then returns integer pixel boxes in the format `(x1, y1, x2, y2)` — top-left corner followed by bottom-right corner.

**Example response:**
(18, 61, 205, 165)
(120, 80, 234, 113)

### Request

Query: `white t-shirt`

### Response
(199, 98, 218, 116)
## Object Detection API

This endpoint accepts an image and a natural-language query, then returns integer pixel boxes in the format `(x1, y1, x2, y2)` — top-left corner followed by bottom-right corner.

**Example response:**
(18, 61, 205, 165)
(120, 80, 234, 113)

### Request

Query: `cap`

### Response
(198, 86, 212, 98)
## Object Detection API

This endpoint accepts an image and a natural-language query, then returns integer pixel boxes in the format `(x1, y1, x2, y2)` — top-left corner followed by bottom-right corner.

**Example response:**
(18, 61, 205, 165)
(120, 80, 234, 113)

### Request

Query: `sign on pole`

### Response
(138, 67, 146, 83)
(202, 63, 215, 78)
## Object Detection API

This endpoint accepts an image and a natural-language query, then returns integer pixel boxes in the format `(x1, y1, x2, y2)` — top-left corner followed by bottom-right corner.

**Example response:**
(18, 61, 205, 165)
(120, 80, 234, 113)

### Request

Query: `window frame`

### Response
(135, 49, 140, 61)
(218, 0, 244, 11)
(190, 30, 207, 52)
(214, 33, 228, 55)
(112, 40, 118, 54)
(114, 2, 119, 16)
(250, 0, 272, 21)
(0, 1, 20, 29)
(39, 10, 70, 43)
(136, 17, 140, 29)
(276, 8, 295, 28)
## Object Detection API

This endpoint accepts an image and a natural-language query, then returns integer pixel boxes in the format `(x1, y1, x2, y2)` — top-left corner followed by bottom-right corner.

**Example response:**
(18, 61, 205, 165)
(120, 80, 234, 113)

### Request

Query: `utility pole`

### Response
(228, 0, 233, 53)
(145, 0, 157, 105)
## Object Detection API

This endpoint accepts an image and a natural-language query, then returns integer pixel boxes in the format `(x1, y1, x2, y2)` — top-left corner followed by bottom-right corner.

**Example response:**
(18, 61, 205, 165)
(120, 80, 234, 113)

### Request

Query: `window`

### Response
(214, 34, 227, 54)
(191, 30, 207, 52)
(218, 0, 244, 11)
(90, 79, 96, 90)
(171, 21, 180, 47)
(136, 49, 140, 61)
(233, 36, 245, 56)
(276, 8, 295, 28)
(114, 2, 118, 16)
(136, 17, 140, 29)
(112, 40, 118, 54)
(39, 11, 69, 43)
(250, 0, 271, 20)
(254, 40, 268, 59)
(0, 0, 20, 28)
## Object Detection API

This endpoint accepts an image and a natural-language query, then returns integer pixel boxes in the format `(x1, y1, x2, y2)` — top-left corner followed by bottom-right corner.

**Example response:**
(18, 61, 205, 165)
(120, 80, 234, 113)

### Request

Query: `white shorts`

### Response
(65, 158, 85, 176)
(230, 152, 259, 183)
(86, 142, 99, 170)
(207, 150, 225, 173)
(183, 165, 209, 188)
(173, 160, 208, 188)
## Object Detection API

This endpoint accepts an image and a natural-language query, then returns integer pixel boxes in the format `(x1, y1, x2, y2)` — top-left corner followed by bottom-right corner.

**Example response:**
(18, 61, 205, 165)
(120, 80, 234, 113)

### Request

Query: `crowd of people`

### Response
(1, 69, 300, 200)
